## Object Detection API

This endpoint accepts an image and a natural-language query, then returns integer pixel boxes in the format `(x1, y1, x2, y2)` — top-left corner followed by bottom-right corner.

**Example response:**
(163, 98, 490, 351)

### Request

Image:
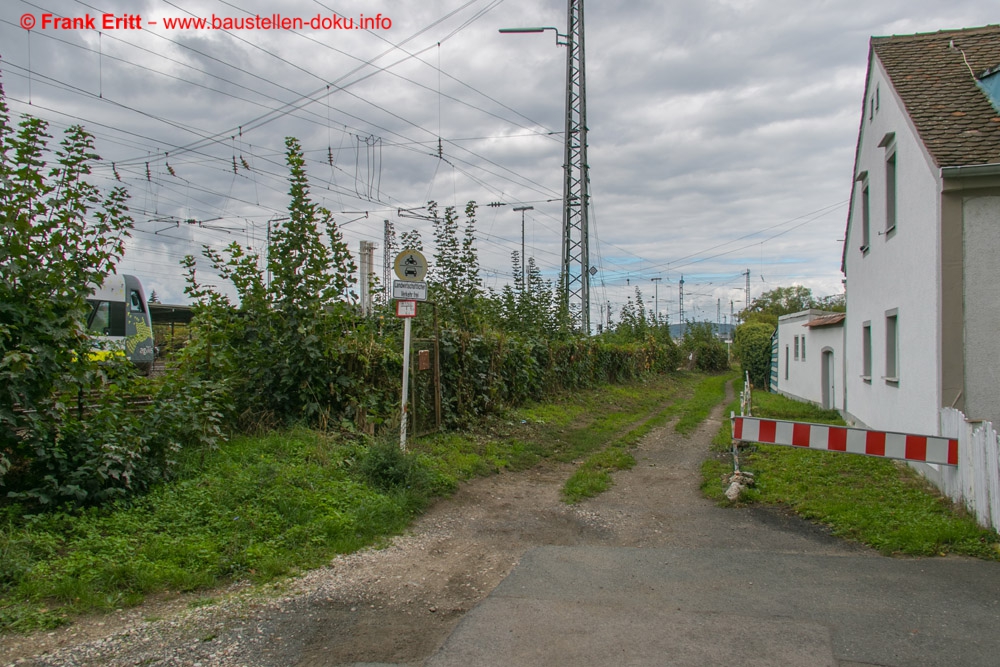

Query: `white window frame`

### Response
(879, 132, 897, 239)
(885, 309, 899, 385)
(858, 173, 871, 254)
(862, 321, 872, 383)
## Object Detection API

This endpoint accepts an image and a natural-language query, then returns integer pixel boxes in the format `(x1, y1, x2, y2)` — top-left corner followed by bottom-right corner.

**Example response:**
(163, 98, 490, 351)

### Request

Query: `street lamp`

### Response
(651, 277, 662, 324)
(513, 206, 534, 288)
(498, 26, 568, 45)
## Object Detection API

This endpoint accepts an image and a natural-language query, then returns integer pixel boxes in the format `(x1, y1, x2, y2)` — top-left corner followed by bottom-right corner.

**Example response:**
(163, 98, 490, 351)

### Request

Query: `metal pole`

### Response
(651, 277, 661, 324)
(400, 316, 411, 451)
(513, 205, 534, 288)
(498, 2, 589, 331)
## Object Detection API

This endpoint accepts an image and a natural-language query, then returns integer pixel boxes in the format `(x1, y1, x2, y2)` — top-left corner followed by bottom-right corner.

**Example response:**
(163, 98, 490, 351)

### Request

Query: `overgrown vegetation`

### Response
(703, 390, 1000, 559)
(733, 322, 775, 390)
(679, 322, 729, 373)
(0, 373, 702, 632)
(0, 80, 222, 508)
(0, 429, 438, 632)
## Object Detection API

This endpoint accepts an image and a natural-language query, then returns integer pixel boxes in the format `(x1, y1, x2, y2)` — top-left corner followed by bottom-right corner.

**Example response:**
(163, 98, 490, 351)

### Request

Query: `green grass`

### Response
(0, 428, 432, 633)
(703, 389, 1000, 559)
(673, 372, 735, 435)
(563, 372, 735, 503)
(2, 372, 717, 633)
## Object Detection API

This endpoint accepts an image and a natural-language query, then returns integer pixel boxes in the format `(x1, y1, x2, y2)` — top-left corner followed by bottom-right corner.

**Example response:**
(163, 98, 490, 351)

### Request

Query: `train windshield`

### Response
(86, 299, 126, 337)
(129, 290, 145, 313)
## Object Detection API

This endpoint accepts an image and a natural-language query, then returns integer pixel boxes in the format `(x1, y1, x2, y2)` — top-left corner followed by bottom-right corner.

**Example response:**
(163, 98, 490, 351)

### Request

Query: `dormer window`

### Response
(977, 65, 1000, 113)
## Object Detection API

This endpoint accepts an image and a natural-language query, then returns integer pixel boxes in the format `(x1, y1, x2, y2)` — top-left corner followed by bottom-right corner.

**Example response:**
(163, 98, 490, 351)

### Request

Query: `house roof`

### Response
(804, 312, 845, 328)
(873, 25, 1000, 168)
(842, 25, 1000, 273)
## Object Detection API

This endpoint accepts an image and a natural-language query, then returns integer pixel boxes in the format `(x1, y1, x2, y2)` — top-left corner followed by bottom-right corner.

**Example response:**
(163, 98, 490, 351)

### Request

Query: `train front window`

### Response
(87, 300, 111, 334)
(129, 290, 145, 313)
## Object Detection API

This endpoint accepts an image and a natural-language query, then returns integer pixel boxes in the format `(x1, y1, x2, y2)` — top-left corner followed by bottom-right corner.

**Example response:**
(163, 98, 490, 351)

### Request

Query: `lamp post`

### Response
(651, 277, 662, 325)
(500, 0, 590, 332)
(512, 205, 534, 288)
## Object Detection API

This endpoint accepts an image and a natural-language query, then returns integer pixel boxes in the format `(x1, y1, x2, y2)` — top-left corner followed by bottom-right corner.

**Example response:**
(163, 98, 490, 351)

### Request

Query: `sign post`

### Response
(393, 250, 427, 451)
(396, 299, 417, 449)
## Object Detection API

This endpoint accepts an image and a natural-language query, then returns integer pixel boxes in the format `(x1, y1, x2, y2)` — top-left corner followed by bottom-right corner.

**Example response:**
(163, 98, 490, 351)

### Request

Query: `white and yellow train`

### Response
(86, 274, 155, 373)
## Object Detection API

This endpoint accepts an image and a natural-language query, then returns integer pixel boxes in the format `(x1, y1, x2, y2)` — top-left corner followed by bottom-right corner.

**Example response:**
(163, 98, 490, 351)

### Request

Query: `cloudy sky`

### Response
(2, 0, 996, 327)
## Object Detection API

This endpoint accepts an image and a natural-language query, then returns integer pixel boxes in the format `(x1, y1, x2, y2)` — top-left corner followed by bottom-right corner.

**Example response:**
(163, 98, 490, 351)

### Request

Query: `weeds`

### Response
(704, 388, 1000, 559)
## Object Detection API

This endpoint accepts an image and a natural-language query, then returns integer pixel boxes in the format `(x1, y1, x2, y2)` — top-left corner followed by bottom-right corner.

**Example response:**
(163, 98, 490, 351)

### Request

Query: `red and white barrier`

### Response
(732, 416, 958, 466)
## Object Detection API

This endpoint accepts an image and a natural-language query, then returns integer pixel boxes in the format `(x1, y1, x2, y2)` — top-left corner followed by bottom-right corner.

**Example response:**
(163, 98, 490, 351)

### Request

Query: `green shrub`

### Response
(681, 322, 729, 372)
(733, 322, 774, 390)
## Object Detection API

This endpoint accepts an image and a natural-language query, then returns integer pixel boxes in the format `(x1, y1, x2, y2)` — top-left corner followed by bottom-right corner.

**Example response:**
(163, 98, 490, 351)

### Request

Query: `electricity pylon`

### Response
(501, 0, 591, 332)
(562, 0, 590, 333)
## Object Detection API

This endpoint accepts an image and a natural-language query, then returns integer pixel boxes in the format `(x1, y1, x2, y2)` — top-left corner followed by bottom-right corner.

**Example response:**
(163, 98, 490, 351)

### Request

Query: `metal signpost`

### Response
(393, 250, 428, 450)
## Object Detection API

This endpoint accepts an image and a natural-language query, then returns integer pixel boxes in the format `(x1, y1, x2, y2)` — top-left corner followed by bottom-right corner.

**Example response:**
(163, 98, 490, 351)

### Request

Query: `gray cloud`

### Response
(2, 0, 995, 319)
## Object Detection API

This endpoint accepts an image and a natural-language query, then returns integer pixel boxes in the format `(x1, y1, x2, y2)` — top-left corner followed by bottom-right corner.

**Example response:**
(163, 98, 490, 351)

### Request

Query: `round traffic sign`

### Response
(394, 249, 428, 281)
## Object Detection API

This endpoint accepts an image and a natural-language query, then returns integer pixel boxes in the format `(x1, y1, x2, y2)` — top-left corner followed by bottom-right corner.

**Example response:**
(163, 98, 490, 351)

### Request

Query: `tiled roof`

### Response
(804, 312, 845, 328)
(873, 25, 1000, 167)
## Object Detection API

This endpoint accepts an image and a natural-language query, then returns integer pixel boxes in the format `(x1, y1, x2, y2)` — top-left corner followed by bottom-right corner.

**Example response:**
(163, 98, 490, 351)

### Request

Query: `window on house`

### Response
(861, 182, 871, 252)
(862, 321, 872, 382)
(885, 150, 896, 235)
(785, 346, 789, 380)
(885, 310, 898, 384)
(794, 336, 799, 360)
(801, 335, 806, 361)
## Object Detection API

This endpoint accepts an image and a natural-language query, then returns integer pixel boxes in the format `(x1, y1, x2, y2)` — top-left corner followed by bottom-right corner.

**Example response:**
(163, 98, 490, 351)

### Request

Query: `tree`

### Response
(681, 321, 729, 372)
(815, 292, 846, 312)
(745, 285, 815, 317)
(0, 81, 136, 503)
(429, 201, 483, 327)
(734, 322, 774, 390)
(183, 137, 362, 424)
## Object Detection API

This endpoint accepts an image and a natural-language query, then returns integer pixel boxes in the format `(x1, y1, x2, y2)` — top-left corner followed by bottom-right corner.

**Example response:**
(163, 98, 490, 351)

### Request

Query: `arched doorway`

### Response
(821, 348, 835, 409)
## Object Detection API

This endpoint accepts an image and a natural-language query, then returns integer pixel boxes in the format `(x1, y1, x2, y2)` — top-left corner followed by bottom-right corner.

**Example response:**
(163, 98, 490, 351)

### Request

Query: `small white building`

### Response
(842, 26, 1000, 438)
(773, 310, 845, 411)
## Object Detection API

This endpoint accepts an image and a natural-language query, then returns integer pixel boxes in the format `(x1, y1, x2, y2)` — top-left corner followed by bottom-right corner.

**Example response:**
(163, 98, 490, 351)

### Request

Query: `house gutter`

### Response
(941, 162, 1000, 178)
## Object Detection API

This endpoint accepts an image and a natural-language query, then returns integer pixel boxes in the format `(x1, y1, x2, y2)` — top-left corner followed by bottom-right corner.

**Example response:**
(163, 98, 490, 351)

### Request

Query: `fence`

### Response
(938, 407, 1000, 533)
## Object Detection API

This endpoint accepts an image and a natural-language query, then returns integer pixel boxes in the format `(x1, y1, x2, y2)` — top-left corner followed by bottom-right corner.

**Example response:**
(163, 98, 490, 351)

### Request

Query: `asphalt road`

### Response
(422, 390, 1000, 667)
(426, 545, 1000, 666)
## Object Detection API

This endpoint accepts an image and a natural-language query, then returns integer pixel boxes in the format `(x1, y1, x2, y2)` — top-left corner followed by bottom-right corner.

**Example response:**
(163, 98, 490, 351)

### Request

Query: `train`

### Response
(86, 273, 155, 373)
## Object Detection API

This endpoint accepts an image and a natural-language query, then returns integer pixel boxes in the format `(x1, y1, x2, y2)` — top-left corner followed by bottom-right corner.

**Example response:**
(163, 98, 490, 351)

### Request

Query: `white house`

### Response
(842, 26, 1000, 441)
(773, 310, 845, 411)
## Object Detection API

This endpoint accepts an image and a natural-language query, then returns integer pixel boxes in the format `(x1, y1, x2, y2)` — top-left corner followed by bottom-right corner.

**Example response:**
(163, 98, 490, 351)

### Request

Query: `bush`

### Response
(681, 322, 729, 372)
(733, 322, 774, 390)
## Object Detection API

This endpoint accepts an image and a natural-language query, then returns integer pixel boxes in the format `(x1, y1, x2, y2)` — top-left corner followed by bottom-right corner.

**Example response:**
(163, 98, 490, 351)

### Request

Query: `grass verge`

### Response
(702, 390, 1000, 559)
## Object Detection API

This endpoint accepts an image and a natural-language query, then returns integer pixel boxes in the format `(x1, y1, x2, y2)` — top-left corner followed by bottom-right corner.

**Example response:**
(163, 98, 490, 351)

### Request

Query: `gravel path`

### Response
(2, 381, 866, 666)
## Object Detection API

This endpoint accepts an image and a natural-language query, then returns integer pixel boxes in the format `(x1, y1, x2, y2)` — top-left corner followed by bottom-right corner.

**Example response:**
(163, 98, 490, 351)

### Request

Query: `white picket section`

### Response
(939, 407, 1000, 533)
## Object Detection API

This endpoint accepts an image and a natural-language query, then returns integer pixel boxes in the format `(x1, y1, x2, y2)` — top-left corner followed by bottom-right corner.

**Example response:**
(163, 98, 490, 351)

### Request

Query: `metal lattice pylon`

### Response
(561, 0, 590, 333)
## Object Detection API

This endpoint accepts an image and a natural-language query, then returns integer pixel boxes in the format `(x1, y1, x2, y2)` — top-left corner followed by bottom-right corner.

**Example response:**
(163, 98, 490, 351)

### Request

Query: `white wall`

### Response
(774, 310, 845, 410)
(963, 195, 1000, 426)
(843, 57, 942, 435)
